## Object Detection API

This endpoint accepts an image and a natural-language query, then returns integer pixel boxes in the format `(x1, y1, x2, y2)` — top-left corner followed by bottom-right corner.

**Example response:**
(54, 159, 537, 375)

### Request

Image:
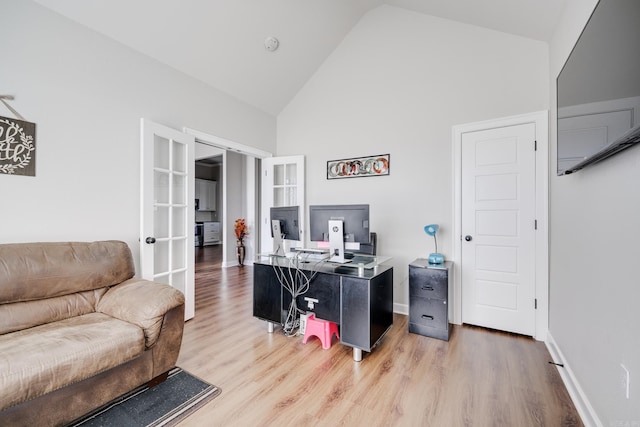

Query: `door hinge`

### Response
(535, 299, 538, 309)
(535, 219, 538, 230)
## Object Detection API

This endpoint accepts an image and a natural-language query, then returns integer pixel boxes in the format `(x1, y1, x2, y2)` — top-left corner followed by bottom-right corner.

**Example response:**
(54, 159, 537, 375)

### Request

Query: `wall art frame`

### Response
(327, 153, 390, 180)
(0, 115, 36, 176)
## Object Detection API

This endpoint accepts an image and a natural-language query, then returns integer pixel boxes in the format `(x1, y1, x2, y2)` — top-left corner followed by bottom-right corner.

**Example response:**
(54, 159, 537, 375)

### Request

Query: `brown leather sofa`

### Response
(0, 241, 185, 426)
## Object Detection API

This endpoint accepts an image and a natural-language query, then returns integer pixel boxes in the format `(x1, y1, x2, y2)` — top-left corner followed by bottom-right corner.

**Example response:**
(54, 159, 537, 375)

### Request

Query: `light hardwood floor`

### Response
(177, 246, 582, 426)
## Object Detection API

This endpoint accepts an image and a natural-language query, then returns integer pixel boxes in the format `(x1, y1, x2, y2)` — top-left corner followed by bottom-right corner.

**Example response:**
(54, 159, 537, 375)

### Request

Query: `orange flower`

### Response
(234, 218, 249, 240)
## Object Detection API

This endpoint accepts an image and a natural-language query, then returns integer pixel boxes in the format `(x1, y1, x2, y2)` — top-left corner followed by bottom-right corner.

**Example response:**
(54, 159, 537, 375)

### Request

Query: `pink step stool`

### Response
(302, 313, 339, 349)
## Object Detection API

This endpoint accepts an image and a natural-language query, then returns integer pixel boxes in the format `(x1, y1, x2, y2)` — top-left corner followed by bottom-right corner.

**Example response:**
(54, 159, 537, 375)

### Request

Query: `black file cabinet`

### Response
(408, 259, 452, 341)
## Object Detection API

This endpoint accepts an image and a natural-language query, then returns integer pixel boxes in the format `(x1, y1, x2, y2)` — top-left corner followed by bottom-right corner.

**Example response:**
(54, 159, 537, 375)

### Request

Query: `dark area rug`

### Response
(67, 367, 220, 427)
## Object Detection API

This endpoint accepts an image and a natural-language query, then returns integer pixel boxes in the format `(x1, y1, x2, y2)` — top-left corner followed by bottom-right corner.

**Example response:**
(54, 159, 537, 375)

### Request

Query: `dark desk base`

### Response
(253, 260, 393, 361)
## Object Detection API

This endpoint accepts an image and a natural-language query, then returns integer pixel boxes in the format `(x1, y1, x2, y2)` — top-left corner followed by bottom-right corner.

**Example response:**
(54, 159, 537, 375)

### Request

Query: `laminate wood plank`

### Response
(176, 246, 582, 426)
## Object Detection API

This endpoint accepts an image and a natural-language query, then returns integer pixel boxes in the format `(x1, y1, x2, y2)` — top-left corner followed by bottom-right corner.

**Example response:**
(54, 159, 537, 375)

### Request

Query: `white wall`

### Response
(277, 5, 549, 309)
(0, 1, 275, 270)
(549, 0, 640, 424)
(223, 151, 246, 267)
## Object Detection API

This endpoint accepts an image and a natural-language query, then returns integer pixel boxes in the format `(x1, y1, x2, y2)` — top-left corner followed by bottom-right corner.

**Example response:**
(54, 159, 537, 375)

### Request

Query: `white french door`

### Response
(461, 123, 536, 336)
(140, 119, 195, 320)
(260, 156, 305, 254)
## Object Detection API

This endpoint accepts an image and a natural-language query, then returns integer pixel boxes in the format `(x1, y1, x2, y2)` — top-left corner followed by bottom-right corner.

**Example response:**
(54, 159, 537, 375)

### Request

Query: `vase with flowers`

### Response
(234, 218, 249, 266)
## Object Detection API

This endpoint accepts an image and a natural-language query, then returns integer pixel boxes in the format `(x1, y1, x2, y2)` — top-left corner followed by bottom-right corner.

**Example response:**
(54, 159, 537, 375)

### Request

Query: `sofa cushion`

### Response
(0, 288, 107, 335)
(0, 241, 135, 304)
(0, 312, 145, 411)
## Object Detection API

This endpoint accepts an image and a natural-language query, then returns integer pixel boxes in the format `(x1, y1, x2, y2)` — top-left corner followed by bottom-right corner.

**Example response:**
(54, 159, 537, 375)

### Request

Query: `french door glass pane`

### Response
(286, 188, 297, 206)
(274, 164, 284, 186)
(285, 164, 297, 185)
(154, 240, 169, 277)
(172, 270, 186, 294)
(172, 239, 186, 270)
(172, 207, 186, 237)
(172, 141, 186, 173)
(274, 188, 284, 206)
(154, 206, 169, 239)
(154, 171, 169, 204)
(172, 174, 186, 204)
(154, 136, 170, 170)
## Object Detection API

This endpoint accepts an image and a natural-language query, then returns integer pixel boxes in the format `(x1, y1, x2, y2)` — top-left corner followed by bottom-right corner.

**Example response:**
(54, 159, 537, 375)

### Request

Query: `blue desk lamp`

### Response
(424, 224, 444, 265)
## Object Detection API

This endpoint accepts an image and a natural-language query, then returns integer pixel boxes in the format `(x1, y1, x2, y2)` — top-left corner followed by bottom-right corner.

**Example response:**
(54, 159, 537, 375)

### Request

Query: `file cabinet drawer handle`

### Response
(421, 314, 434, 320)
(421, 286, 434, 291)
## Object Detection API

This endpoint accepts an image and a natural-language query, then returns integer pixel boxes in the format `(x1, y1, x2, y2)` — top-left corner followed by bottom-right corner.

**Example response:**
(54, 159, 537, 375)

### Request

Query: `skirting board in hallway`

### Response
(546, 333, 601, 427)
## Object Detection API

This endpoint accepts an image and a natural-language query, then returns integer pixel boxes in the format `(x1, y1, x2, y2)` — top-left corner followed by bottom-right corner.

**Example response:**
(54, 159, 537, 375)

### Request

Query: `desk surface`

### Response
(255, 255, 392, 279)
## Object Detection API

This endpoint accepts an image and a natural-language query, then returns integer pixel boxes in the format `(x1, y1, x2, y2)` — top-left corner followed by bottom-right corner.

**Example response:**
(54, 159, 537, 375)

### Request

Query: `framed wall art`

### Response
(327, 154, 390, 180)
(0, 115, 36, 176)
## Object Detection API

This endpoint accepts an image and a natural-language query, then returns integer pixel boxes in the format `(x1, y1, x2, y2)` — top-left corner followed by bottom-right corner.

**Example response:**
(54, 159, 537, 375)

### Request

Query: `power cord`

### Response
(271, 253, 328, 336)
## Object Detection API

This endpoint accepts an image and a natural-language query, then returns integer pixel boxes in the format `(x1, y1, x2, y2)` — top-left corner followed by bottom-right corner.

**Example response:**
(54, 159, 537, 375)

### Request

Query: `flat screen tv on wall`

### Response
(556, 0, 640, 175)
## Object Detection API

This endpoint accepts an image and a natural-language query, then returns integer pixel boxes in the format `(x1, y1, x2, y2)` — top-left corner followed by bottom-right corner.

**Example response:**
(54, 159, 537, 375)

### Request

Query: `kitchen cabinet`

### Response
(195, 179, 216, 211)
(203, 222, 221, 245)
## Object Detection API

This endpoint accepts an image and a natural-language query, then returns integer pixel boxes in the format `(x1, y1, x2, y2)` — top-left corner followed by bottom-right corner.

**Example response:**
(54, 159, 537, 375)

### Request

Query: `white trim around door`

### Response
(452, 110, 549, 341)
(184, 127, 273, 159)
(183, 127, 273, 268)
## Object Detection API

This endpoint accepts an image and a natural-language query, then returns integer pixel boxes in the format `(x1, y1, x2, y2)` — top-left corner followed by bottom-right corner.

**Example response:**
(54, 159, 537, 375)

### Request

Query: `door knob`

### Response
(464, 235, 472, 242)
(145, 237, 156, 244)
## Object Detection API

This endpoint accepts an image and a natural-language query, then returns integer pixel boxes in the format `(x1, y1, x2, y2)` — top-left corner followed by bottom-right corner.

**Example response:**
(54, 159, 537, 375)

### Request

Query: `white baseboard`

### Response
(394, 303, 408, 315)
(545, 332, 602, 427)
(222, 260, 253, 268)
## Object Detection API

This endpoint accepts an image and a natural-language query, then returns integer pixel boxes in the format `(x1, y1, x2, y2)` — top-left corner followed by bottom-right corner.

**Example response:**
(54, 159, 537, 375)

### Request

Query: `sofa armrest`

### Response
(96, 279, 185, 348)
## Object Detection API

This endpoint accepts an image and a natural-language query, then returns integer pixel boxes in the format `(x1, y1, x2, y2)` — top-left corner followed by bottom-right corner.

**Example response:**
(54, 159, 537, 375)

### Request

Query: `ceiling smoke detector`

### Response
(264, 36, 279, 52)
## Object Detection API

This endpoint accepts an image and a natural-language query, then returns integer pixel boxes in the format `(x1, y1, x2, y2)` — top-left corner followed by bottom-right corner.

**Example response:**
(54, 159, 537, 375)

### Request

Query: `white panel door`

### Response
(461, 123, 536, 336)
(140, 119, 195, 320)
(260, 156, 305, 254)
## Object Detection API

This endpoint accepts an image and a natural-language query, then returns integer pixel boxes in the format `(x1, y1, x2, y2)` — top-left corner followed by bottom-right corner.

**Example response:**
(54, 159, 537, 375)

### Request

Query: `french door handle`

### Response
(145, 237, 156, 244)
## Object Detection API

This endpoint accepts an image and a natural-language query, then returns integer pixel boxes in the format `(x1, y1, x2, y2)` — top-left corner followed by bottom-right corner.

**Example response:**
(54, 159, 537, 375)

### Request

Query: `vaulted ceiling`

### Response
(34, 0, 566, 116)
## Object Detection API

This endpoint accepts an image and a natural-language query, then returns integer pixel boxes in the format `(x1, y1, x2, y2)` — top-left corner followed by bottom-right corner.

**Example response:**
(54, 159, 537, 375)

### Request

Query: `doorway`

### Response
(195, 153, 223, 272)
(452, 111, 549, 341)
(186, 126, 272, 272)
(195, 245, 223, 283)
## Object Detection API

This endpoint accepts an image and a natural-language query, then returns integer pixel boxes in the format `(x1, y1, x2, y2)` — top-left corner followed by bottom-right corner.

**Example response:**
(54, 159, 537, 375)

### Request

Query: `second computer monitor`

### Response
(270, 205, 301, 241)
(270, 205, 301, 255)
(309, 204, 370, 244)
(309, 204, 370, 263)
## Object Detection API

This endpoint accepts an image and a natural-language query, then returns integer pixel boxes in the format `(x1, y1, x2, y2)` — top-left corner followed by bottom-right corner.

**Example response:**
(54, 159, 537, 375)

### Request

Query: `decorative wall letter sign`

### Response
(0, 115, 36, 176)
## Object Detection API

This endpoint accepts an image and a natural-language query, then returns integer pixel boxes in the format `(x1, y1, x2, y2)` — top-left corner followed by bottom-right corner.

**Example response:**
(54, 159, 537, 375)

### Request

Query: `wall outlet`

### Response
(304, 297, 319, 309)
(299, 312, 309, 335)
(621, 364, 630, 400)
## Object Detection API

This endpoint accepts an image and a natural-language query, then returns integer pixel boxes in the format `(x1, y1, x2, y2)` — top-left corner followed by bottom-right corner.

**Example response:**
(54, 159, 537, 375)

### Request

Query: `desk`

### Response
(253, 256, 393, 361)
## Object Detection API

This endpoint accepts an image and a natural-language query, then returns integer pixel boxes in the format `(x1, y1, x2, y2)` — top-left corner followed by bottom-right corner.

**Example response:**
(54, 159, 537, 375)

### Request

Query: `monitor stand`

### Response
(328, 219, 351, 264)
(272, 220, 285, 256)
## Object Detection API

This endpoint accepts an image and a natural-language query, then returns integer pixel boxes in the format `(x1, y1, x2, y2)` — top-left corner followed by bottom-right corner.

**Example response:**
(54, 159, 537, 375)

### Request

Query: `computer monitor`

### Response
(270, 206, 301, 255)
(309, 204, 370, 263)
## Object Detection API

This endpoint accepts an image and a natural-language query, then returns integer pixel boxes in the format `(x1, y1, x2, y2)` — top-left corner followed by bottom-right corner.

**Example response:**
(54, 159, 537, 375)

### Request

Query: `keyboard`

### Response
(298, 252, 330, 261)
(293, 248, 329, 255)
(349, 255, 374, 264)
